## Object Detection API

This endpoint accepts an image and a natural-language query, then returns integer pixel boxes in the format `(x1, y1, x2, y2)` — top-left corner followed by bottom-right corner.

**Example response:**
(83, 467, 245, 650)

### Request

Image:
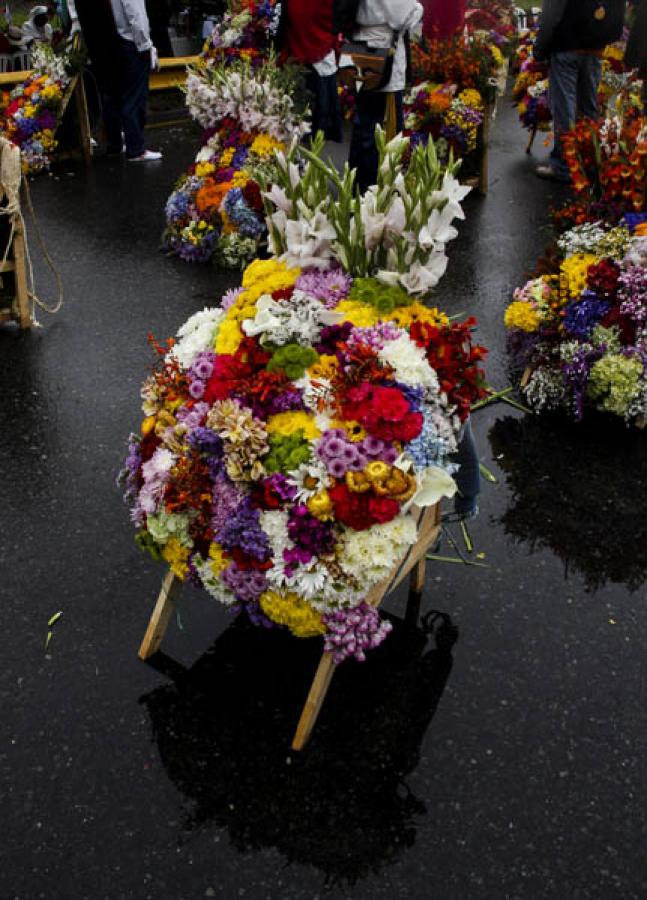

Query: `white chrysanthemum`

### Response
(337, 515, 418, 585)
(378, 332, 440, 389)
(193, 556, 238, 606)
(169, 307, 225, 370)
(259, 510, 290, 556)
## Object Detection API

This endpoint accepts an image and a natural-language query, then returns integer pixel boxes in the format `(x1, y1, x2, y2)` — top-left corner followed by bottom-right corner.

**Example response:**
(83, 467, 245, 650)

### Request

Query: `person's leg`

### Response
(576, 52, 602, 120)
(547, 50, 579, 179)
(451, 418, 480, 518)
(118, 38, 150, 159)
(348, 91, 386, 192)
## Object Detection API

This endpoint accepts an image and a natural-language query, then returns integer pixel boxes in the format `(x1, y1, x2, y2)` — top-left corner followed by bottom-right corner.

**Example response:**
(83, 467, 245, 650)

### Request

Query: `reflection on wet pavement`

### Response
(142, 612, 456, 887)
(490, 414, 647, 592)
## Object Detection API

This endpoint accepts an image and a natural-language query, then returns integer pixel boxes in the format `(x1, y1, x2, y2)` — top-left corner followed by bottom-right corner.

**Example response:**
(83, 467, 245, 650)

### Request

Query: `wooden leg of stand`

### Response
(74, 77, 92, 166)
(13, 221, 30, 329)
(138, 570, 178, 660)
(384, 93, 397, 141)
(291, 652, 337, 751)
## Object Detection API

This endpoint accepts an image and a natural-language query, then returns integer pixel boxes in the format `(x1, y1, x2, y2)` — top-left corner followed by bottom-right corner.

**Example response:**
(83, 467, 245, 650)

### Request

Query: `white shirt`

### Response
(110, 0, 152, 52)
(354, 0, 423, 92)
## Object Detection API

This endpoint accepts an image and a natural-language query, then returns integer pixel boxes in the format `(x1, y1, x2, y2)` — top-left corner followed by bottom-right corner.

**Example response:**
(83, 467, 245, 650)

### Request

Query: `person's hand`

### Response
(150, 45, 160, 71)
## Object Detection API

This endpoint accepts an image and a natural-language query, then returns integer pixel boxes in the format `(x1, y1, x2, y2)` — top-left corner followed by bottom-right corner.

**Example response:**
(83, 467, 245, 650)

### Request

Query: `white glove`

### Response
(150, 45, 160, 71)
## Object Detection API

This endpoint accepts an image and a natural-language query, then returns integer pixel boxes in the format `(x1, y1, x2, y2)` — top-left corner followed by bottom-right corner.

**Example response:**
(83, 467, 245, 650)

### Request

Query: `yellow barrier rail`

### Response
(0, 55, 199, 91)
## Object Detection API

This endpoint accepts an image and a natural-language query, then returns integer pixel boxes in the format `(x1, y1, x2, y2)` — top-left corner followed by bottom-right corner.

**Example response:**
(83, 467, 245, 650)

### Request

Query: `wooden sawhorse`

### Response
(138, 503, 442, 750)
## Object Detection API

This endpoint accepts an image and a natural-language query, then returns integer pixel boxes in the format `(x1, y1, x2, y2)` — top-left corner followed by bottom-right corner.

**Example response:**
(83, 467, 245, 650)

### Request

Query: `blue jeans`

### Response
(548, 51, 602, 178)
(452, 418, 480, 516)
(348, 90, 403, 193)
(103, 38, 150, 158)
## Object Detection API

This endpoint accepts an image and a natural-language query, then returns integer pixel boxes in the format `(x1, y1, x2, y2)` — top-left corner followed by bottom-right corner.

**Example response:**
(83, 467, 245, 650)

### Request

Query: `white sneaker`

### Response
(128, 149, 163, 162)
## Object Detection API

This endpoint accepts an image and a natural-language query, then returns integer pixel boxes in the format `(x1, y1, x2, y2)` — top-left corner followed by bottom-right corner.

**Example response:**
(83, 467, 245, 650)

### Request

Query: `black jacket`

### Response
(535, 0, 626, 59)
(625, 0, 647, 67)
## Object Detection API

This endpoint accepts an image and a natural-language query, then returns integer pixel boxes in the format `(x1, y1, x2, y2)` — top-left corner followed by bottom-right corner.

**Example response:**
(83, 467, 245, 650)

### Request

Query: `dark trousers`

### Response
(348, 90, 403, 193)
(306, 69, 343, 143)
(548, 51, 602, 178)
(103, 38, 150, 158)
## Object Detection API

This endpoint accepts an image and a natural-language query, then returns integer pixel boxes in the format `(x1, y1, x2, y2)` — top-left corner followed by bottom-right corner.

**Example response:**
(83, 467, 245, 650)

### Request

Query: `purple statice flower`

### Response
(176, 401, 209, 430)
(314, 322, 353, 356)
(165, 228, 220, 264)
(506, 328, 543, 369)
(38, 110, 57, 130)
(211, 473, 245, 534)
(232, 145, 249, 168)
(287, 505, 336, 556)
(186, 426, 223, 459)
(221, 562, 268, 602)
(244, 599, 275, 629)
(618, 266, 647, 323)
(296, 267, 352, 308)
(323, 602, 393, 664)
(217, 498, 271, 561)
(359, 434, 398, 463)
(439, 124, 467, 156)
(563, 292, 611, 338)
(118, 433, 143, 509)
(562, 347, 595, 422)
(265, 389, 305, 415)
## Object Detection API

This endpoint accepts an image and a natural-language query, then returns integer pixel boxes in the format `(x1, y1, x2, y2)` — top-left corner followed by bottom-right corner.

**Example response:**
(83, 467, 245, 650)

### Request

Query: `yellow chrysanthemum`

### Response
(458, 88, 483, 110)
(219, 147, 235, 167)
(308, 353, 338, 380)
(162, 537, 190, 580)
(232, 170, 250, 188)
(208, 542, 229, 577)
(560, 253, 598, 298)
(195, 161, 215, 177)
(387, 303, 450, 328)
(334, 300, 381, 327)
(214, 318, 244, 354)
(504, 300, 540, 332)
(240, 258, 300, 303)
(259, 590, 326, 638)
(250, 133, 285, 159)
(266, 411, 320, 440)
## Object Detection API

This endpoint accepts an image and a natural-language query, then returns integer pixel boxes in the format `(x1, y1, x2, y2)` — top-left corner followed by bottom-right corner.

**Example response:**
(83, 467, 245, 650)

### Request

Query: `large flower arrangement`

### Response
(411, 33, 505, 107)
(505, 212, 647, 425)
(163, 0, 308, 269)
(404, 82, 485, 166)
(124, 132, 487, 661)
(0, 46, 71, 173)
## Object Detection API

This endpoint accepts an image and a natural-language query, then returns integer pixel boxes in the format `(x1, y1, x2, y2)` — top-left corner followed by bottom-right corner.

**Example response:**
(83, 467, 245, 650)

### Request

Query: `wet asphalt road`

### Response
(1, 97, 647, 900)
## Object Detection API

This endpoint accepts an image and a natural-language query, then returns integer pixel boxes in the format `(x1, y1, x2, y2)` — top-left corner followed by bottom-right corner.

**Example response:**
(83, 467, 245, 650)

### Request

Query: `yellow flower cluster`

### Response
(330, 418, 366, 442)
(208, 541, 229, 577)
(560, 253, 597, 298)
(195, 161, 215, 177)
(162, 537, 190, 580)
(389, 303, 449, 328)
(215, 260, 301, 355)
(458, 88, 483, 110)
(266, 411, 320, 439)
(446, 109, 478, 151)
(250, 133, 285, 159)
(220, 147, 235, 167)
(490, 44, 505, 68)
(259, 590, 326, 637)
(504, 300, 540, 332)
(232, 170, 250, 188)
(308, 353, 338, 380)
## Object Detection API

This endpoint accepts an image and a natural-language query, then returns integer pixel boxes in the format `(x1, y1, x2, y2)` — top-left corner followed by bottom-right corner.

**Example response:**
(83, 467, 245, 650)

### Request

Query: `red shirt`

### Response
(422, 0, 466, 39)
(283, 0, 337, 65)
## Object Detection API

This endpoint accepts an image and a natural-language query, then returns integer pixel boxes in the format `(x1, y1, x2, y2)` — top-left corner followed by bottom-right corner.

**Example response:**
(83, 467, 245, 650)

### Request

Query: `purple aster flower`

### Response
(296, 267, 353, 308)
(221, 562, 268, 602)
(189, 378, 206, 399)
(221, 286, 244, 310)
(563, 293, 611, 338)
(176, 401, 209, 430)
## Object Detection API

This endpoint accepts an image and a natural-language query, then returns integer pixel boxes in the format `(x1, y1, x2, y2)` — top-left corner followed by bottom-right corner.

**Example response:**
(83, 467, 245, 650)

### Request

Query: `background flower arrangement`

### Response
(125, 133, 488, 662)
(411, 32, 505, 108)
(0, 46, 71, 174)
(163, 0, 308, 269)
(404, 82, 485, 168)
(505, 96, 647, 426)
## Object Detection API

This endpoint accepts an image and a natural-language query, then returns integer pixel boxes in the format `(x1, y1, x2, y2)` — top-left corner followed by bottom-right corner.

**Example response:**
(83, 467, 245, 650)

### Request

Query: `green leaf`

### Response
(47, 611, 63, 627)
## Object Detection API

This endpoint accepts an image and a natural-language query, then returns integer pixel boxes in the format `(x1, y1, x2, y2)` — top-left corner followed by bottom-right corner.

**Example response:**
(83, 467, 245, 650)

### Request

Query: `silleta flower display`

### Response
(163, 0, 308, 268)
(404, 82, 485, 166)
(124, 133, 488, 661)
(0, 46, 70, 174)
(505, 105, 647, 425)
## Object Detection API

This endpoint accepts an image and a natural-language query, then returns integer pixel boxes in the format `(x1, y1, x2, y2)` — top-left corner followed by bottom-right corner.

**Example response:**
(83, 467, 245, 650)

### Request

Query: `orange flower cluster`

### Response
(411, 35, 498, 104)
(562, 116, 647, 212)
